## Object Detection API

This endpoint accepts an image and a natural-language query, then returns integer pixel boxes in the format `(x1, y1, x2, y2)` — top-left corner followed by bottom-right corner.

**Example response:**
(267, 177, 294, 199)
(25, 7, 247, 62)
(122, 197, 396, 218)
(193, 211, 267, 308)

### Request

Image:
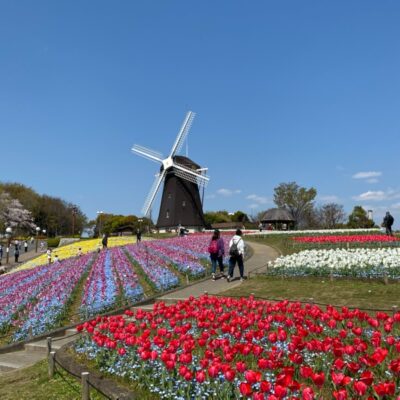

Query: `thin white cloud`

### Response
(352, 171, 382, 179)
(318, 195, 340, 203)
(248, 203, 260, 209)
(246, 194, 269, 205)
(216, 188, 241, 197)
(353, 189, 400, 202)
(353, 191, 387, 201)
(366, 178, 379, 184)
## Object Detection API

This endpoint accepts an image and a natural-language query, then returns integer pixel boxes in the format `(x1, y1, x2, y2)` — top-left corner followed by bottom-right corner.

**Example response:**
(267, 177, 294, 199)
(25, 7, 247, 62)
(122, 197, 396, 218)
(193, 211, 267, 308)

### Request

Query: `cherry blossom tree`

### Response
(0, 192, 36, 233)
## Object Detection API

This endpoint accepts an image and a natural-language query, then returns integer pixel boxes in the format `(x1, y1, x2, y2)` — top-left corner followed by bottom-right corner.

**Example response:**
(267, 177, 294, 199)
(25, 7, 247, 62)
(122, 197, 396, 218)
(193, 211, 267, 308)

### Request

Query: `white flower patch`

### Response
(268, 248, 400, 278)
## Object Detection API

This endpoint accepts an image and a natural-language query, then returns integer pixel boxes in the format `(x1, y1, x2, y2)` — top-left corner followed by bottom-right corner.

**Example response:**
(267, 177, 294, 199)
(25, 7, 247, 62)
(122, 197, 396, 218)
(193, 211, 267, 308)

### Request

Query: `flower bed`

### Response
(293, 235, 399, 244)
(0, 254, 94, 339)
(125, 244, 179, 291)
(75, 295, 400, 399)
(13, 254, 94, 340)
(111, 247, 144, 304)
(268, 248, 400, 279)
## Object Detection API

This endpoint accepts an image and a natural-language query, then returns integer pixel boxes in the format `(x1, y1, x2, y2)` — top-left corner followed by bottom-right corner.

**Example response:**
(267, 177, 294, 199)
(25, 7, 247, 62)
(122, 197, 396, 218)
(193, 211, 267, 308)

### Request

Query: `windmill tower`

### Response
(132, 111, 209, 230)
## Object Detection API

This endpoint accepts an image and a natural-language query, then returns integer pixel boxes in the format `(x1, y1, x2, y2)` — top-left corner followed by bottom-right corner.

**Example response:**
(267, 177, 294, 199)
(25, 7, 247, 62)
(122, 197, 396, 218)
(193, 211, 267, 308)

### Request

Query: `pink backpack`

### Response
(208, 240, 218, 254)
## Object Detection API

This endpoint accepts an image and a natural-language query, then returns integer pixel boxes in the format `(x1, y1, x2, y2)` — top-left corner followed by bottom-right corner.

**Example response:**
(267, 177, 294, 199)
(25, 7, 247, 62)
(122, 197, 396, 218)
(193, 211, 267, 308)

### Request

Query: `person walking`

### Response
(227, 229, 245, 282)
(24, 240, 28, 253)
(208, 229, 225, 280)
(14, 246, 20, 263)
(102, 234, 108, 249)
(383, 211, 394, 236)
(46, 248, 52, 264)
(0, 244, 3, 262)
(136, 229, 142, 244)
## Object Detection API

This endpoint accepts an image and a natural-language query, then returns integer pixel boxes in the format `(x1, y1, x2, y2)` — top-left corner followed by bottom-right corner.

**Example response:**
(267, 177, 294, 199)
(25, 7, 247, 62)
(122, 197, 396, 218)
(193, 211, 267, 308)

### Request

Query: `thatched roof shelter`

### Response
(260, 208, 295, 230)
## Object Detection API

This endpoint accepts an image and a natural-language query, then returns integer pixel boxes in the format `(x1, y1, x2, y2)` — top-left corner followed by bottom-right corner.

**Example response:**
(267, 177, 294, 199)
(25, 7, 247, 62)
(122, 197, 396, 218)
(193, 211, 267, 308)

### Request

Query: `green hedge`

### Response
(47, 238, 60, 248)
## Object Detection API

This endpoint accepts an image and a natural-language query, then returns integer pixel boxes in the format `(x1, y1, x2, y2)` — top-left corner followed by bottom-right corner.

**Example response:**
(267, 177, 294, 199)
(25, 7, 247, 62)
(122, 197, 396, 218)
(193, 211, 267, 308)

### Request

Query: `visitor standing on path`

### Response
(208, 229, 225, 280)
(136, 229, 142, 244)
(14, 247, 20, 263)
(227, 229, 245, 282)
(24, 240, 28, 253)
(0, 244, 3, 262)
(47, 248, 52, 264)
(383, 211, 394, 236)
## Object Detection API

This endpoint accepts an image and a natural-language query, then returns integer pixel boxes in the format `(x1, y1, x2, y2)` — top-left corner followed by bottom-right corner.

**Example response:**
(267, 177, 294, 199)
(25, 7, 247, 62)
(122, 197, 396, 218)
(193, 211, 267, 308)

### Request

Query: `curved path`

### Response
(160, 241, 279, 299)
(0, 242, 278, 374)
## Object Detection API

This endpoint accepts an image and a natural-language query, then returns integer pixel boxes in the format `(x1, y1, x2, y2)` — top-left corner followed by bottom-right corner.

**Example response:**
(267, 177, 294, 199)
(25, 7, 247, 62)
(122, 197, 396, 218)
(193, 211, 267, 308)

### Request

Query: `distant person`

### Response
(0, 244, 3, 262)
(258, 223, 263, 232)
(227, 229, 245, 282)
(30, 236, 34, 245)
(208, 229, 225, 280)
(47, 249, 52, 264)
(40, 241, 45, 252)
(383, 211, 394, 236)
(54, 254, 59, 263)
(102, 234, 108, 249)
(24, 240, 28, 253)
(78, 247, 83, 257)
(136, 229, 142, 243)
(14, 240, 20, 251)
(14, 247, 20, 263)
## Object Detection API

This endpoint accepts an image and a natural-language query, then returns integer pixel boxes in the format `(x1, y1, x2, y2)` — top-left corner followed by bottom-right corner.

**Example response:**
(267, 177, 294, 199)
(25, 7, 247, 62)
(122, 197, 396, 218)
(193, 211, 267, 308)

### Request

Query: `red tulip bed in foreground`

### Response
(75, 295, 400, 399)
(293, 235, 400, 244)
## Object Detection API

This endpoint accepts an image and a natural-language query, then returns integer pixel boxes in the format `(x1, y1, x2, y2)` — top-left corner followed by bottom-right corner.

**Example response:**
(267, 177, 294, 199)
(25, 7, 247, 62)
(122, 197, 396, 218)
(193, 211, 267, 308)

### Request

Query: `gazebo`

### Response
(260, 208, 295, 231)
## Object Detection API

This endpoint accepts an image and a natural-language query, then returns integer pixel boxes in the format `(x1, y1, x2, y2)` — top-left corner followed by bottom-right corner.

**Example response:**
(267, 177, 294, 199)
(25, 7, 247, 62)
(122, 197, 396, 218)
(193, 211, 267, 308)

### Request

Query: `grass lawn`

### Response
(0, 360, 108, 400)
(222, 275, 400, 311)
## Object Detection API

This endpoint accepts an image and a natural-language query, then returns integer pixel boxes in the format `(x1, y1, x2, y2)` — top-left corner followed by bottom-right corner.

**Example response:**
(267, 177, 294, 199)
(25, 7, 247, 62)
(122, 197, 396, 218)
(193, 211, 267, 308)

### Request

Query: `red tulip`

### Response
(239, 382, 253, 396)
(302, 387, 315, 400)
(353, 380, 368, 396)
(196, 371, 206, 383)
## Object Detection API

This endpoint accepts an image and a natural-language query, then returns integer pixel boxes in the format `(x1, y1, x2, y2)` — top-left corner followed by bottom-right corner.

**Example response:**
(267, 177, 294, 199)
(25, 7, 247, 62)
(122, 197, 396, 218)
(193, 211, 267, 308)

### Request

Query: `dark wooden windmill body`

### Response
(132, 112, 209, 230)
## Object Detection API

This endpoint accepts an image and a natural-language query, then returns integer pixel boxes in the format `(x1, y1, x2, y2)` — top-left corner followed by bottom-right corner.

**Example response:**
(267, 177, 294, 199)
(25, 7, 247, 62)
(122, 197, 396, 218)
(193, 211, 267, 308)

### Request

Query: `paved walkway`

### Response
(0, 243, 47, 273)
(160, 241, 279, 299)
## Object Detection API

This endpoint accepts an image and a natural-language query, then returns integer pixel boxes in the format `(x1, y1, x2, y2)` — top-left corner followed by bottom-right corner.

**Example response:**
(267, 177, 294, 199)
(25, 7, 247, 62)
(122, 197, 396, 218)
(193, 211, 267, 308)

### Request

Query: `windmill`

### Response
(132, 111, 209, 229)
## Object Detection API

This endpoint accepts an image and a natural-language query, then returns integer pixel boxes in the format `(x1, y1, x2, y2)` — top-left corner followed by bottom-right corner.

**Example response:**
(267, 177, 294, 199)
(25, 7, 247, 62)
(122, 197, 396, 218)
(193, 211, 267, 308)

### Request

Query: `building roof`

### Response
(261, 208, 295, 222)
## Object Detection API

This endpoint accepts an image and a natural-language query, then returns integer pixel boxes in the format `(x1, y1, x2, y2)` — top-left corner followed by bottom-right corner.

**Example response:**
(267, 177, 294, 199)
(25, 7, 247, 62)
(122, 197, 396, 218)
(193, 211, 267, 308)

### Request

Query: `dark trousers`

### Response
(386, 226, 393, 236)
(228, 255, 244, 278)
(210, 255, 224, 274)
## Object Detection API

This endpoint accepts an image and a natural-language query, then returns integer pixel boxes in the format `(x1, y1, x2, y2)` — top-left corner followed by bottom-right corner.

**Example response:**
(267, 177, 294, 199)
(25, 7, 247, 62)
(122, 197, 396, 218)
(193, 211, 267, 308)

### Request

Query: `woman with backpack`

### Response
(227, 229, 245, 282)
(208, 229, 225, 280)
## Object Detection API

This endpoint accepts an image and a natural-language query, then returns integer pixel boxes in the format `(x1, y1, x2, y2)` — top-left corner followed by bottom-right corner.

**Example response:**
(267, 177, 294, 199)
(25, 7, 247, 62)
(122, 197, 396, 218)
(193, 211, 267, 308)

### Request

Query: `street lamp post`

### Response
(35, 226, 40, 253)
(5, 227, 12, 265)
(97, 211, 104, 238)
(72, 207, 78, 237)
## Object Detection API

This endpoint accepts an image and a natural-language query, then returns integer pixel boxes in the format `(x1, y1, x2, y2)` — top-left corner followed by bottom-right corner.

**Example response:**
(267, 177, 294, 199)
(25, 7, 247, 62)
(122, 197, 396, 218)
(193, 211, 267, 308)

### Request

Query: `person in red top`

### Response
(208, 229, 225, 280)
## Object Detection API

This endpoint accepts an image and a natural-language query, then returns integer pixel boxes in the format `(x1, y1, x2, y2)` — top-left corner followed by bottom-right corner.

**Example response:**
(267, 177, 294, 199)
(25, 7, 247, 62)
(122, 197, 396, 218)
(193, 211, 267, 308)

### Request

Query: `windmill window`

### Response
(166, 210, 170, 219)
(182, 201, 186, 207)
(168, 193, 172, 199)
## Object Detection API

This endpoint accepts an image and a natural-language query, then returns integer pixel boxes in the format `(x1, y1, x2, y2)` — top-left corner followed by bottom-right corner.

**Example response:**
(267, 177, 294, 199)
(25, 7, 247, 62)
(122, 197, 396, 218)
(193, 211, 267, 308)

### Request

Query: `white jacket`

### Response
(229, 235, 245, 255)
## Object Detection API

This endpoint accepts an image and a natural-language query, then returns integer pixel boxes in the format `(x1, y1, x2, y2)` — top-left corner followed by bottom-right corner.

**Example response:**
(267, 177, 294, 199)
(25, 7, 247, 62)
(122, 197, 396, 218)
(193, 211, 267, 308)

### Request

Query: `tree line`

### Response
(205, 182, 376, 230)
(0, 182, 86, 237)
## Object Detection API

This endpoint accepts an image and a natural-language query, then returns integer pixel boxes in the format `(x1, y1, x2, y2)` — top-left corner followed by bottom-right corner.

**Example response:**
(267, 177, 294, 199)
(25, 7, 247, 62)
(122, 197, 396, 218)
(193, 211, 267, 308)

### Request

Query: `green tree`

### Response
(273, 182, 317, 228)
(347, 206, 375, 228)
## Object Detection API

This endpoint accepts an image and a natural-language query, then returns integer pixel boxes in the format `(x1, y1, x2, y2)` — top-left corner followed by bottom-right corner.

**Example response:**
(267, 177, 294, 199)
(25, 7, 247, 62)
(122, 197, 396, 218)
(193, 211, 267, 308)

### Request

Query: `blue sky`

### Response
(1, 1, 400, 226)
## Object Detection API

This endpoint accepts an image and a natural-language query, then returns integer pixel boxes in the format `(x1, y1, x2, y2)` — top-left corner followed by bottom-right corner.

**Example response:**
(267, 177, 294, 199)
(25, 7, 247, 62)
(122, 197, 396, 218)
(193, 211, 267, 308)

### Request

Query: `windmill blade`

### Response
(142, 170, 166, 216)
(169, 111, 196, 157)
(173, 163, 209, 187)
(174, 169, 208, 187)
(132, 144, 163, 164)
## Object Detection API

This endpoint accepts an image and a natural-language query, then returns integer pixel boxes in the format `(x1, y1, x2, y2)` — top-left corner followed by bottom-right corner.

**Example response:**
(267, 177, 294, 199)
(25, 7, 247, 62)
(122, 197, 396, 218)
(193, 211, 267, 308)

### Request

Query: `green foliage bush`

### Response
(47, 237, 60, 248)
